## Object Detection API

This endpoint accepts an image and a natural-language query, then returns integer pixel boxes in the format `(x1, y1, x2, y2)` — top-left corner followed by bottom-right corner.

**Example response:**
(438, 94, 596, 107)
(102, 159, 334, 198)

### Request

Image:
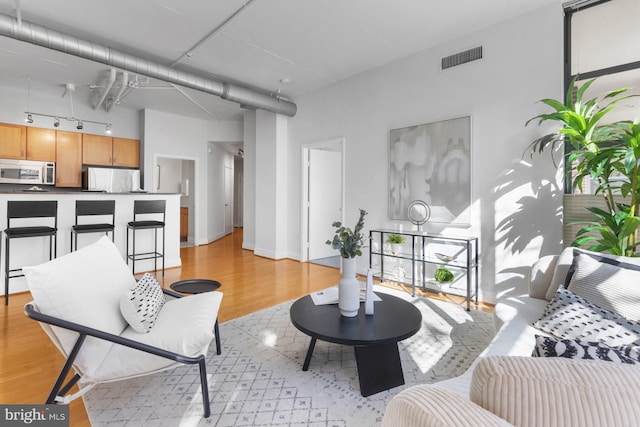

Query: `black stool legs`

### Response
(126, 200, 166, 276)
(4, 200, 58, 305)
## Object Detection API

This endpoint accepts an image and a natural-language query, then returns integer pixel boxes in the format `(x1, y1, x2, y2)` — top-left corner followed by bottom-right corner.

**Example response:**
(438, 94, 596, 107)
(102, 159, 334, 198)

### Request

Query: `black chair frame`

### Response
(4, 200, 57, 305)
(71, 200, 116, 251)
(23, 288, 217, 418)
(126, 200, 165, 276)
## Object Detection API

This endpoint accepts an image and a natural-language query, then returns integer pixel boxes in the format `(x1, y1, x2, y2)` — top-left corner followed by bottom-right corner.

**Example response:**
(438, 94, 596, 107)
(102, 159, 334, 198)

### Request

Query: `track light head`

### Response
(53, 117, 60, 127)
(76, 121, 83, 130)
(26, 113, 33, 124)
(105, 124, 112, 134)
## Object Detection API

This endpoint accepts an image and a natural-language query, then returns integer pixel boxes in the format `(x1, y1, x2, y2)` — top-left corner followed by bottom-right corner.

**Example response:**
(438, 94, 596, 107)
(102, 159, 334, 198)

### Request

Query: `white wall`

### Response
(254, 110, 289, 259)
(285, 4, 565, 303)
(243, 111, 257, 250)
(157, 157, 182, 193)
(142, 109, 242, 246)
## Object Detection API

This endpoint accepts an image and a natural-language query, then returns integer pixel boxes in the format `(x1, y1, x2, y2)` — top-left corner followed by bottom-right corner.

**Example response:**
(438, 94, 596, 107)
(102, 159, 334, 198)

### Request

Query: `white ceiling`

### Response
(0, 0, 562, 121)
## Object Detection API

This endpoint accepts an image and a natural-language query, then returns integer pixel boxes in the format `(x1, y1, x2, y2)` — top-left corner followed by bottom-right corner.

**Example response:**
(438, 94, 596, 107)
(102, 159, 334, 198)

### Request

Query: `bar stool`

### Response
(71, 200, 116, 251)
(4, 200, 57, 305)
(126, 200, 165, 276)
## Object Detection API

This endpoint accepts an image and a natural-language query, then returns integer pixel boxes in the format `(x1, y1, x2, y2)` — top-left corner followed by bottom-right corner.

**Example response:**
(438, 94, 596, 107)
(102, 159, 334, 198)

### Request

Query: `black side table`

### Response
(290, 292, 422, 396)
(170, 279, 223, 355)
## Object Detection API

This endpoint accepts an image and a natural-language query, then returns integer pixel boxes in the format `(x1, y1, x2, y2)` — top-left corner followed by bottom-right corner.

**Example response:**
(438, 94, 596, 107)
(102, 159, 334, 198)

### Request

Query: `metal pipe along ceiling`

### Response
(0, 13, 297, 117)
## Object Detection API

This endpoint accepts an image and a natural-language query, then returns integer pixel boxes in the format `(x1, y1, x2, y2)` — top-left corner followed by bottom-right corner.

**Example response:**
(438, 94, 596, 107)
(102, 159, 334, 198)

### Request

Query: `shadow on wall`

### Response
(490, 158, 563, 298)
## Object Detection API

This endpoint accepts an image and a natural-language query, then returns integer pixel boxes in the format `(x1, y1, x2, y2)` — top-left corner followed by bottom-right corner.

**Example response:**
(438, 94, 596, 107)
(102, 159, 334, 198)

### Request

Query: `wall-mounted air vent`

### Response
(441, 46, 483, 70)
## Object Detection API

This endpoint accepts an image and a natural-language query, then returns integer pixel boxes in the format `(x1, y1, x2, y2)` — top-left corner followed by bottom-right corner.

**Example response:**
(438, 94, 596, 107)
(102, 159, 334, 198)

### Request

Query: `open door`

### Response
(224, 165, 233, 235)
(302, 138, 344, 263)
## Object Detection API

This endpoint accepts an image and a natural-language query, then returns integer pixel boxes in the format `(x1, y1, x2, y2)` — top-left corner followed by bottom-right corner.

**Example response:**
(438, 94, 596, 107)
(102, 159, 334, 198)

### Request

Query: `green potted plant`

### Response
(434, 266, 454, 284)
(386, 233, 405, 254)
(326, 209, 368, 317)
(527, 77, 640, 256)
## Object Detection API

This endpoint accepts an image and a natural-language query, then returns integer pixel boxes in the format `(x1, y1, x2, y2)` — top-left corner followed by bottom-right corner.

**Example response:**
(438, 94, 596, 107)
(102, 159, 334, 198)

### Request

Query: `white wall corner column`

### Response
(254, 110, 288, 259)
(242, 111, 257, 251)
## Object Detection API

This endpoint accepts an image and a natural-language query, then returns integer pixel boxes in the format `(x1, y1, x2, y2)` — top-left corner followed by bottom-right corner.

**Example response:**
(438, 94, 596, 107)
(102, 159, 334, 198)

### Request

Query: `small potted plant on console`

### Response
(386, 234, 405, 255)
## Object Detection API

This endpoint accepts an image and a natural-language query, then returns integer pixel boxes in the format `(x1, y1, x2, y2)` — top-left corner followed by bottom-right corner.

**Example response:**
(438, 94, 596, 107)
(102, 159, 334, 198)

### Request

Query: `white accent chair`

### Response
(23, 236, 223, 418)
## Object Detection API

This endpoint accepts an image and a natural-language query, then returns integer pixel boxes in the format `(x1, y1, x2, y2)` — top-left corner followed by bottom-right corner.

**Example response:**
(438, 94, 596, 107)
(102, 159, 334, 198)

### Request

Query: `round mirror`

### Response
(407, 200, 430, 231)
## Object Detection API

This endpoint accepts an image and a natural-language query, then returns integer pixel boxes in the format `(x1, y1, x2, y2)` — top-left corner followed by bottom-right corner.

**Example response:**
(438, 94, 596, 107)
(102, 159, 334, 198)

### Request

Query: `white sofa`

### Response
(382, 248, 640, 427)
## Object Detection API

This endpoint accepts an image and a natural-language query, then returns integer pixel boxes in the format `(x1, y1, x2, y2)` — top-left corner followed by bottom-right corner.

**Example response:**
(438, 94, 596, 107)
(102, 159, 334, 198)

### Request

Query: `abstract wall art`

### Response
(389, 116, 471, 224)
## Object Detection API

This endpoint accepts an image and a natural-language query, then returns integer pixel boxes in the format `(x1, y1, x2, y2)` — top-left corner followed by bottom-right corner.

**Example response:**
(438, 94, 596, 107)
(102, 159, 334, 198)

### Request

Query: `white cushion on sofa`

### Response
(23, 236, 136, 378)
(567, 254, 640, 321)
(546, 247, 640, 300)
(434, 295, 549, 397)
(470, 356, 640, 427)
(89, 291, 223, 383)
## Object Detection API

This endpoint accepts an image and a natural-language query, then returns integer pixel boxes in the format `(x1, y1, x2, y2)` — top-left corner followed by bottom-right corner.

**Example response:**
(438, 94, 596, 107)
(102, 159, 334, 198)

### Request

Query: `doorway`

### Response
(155, 156, 196, 247)
(301, 137, 344, 265)
(224, 165, 233, 235)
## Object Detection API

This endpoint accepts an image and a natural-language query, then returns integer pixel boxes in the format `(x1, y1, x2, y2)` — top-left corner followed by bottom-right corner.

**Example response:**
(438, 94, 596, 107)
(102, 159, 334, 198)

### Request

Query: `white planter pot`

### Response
(338, 257, 360, 317)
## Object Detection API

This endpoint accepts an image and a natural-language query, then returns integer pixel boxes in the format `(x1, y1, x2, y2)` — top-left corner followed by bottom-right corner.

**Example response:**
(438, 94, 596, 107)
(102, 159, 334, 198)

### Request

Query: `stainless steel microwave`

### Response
(0, 159, 55, 185)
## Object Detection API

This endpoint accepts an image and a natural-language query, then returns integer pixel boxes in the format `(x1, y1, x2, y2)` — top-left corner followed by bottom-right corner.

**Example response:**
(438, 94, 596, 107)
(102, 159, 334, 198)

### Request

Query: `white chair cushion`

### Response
(89, 291, 223, 383)
(23, 236, 136, 377)
(120, 273, 165, 333)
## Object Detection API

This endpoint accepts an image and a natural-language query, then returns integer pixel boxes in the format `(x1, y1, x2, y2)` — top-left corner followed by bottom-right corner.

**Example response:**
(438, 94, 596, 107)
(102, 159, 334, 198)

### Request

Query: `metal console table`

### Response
(369, 229, 479, 310)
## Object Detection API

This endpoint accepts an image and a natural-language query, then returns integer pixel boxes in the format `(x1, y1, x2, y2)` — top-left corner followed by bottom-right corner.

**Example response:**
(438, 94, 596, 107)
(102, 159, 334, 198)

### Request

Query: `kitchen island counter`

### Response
(0, 192, 181, 299)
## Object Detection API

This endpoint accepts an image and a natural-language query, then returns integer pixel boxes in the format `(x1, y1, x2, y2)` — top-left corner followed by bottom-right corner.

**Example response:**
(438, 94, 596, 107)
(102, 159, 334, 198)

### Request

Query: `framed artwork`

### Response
(389, 116, 471, 224)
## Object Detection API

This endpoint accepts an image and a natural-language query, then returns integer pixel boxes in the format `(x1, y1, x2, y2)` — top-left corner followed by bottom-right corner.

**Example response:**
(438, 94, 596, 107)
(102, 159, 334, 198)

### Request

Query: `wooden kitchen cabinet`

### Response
(82, 134, 113, 166)
(0, 123, 27, 159)
(83, 134, 140, 168)
(113, 137, 140, 168)
(56, 131, 83, 187)
(26, 127, 56, 161)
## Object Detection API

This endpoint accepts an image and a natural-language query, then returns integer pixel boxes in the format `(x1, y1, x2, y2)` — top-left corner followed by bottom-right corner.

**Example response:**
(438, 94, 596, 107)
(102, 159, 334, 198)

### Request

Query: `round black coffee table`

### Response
(290, 292, 422, 397)
(170, 279, 223, 355)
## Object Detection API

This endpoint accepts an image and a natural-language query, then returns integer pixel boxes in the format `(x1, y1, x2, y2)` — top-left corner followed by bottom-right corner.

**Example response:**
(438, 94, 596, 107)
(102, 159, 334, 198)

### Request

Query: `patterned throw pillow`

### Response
(532, 287, 640, 347)
(120, 273, 165, 333)
(533, 335, 640, 364)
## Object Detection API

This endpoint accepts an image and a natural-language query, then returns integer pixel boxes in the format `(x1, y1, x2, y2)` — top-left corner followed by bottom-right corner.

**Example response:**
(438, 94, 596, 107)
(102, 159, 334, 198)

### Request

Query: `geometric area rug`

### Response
(83, 287, 495, 426)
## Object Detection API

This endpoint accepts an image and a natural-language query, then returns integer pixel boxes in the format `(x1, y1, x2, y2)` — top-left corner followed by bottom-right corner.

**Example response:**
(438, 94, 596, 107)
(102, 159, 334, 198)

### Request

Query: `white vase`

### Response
(338, 257, 360, 317)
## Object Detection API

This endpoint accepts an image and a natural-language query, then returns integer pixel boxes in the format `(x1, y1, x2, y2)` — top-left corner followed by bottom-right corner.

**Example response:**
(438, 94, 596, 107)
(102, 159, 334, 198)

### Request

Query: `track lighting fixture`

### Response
(24, 112, 111, 134)
(23, 81, 112, 134)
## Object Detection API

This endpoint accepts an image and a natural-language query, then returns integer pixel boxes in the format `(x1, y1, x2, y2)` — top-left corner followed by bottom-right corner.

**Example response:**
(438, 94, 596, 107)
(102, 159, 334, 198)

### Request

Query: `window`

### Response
(565, 0, 640, 194)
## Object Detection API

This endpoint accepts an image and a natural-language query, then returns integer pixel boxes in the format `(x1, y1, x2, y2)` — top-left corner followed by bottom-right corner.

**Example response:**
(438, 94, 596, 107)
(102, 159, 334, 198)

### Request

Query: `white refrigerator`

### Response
(86, 167, 141, 193)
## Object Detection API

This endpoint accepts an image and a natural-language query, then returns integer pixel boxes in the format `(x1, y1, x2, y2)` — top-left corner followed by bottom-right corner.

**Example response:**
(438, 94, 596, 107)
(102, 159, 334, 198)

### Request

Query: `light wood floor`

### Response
(0, 228, 492, 426)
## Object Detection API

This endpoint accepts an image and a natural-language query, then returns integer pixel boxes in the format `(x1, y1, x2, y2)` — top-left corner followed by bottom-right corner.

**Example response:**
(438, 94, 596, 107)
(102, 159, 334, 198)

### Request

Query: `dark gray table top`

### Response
(290, 292, 422, 346)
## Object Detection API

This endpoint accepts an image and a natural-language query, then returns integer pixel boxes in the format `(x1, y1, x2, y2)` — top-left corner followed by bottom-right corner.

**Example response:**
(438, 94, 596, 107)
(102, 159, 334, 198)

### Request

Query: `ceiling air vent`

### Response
(441, 46, 483, 70)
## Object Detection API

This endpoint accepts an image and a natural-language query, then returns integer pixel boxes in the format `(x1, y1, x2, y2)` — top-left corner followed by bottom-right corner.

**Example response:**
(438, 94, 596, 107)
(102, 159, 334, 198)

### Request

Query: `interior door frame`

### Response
(300, 137, 345, 262)
(223, 165, 233, 235)
(153, 153, 198, 244)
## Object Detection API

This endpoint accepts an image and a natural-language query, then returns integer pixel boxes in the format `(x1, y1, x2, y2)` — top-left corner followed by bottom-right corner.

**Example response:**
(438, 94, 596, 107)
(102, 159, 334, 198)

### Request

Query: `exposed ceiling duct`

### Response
(0, 12, 297, 117)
